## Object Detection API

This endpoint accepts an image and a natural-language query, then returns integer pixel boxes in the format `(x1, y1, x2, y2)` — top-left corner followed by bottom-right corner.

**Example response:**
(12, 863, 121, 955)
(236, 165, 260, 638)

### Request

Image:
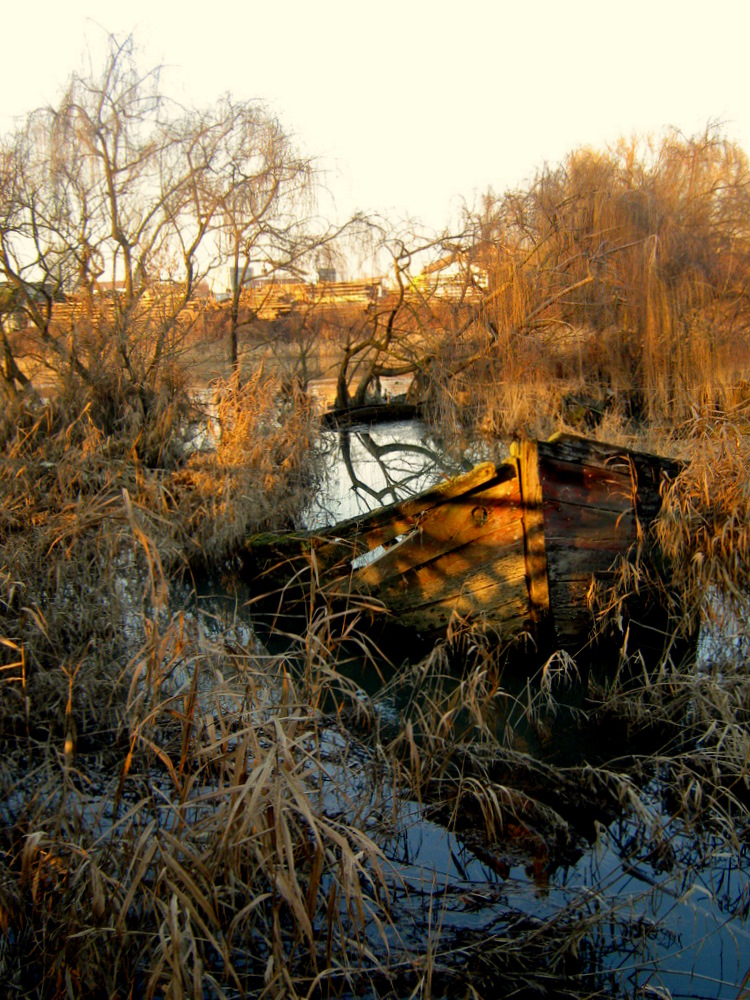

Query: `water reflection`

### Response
(303, 419, 478, 529)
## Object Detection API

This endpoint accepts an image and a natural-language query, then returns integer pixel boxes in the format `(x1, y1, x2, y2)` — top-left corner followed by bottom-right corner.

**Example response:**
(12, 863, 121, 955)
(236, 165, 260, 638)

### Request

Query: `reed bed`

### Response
(3, 359, 750, 997)
(0, 373, 422, 998)
(412, 130, 750, 451)
(0, 612, 401, 998)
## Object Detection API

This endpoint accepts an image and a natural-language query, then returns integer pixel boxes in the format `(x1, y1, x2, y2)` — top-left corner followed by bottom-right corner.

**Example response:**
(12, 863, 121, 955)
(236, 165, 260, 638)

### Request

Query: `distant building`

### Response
(418, 250, 488, 300)
(227, 263, 255, 293)
(226, 261, 311, 293)
(93, 279, 128, 296)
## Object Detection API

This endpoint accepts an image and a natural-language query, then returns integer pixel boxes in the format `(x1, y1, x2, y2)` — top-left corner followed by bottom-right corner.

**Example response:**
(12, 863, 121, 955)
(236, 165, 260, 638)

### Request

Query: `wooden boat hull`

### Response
(245, 433, 682, 655)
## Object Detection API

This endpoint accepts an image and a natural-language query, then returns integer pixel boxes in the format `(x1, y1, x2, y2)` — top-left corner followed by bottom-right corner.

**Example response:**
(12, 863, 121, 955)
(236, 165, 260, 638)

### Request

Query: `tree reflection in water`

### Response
(303, 419, 480, 529)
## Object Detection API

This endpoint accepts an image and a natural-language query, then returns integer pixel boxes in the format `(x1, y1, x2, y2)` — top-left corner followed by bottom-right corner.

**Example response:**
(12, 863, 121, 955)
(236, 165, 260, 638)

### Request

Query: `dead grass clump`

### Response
(655, 415, 750, 633)
(167, 369, 323, 563)
(38, 337, 200, 469)
(585, 635, 750, 862)
(581, 410, 750, 852)
(0, 401, 164, 738)
(0, 367, 321, 742)
(419, 323, 569, 442)
(0, 364, 399, 996)
(0, 612, 398, 998)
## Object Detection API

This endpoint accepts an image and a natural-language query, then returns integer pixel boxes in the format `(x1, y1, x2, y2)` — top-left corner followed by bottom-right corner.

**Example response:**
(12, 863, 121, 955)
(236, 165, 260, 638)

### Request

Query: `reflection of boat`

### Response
(246, 433, 682, 654)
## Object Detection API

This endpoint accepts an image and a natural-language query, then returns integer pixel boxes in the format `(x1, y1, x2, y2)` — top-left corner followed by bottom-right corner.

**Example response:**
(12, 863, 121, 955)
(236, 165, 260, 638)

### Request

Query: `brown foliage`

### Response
(417, 126, 750, 440)
(0, 368, 321, 738)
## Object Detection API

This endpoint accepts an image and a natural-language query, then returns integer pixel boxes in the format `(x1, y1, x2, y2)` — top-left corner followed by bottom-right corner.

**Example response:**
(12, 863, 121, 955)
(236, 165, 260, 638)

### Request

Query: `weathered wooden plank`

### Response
(317, 461, 511, 549)
(538, 461, 636, 515)
(546, 543, 628, 579)
(540, 432, 678, 478)
(540, 433, 680, 528)
(543, 498, 635, 635)
(375, 551, 530, 635)
(518, 439, 551, 626)
(538, 436, 651, 648)
(544, 514, 635, 551)
(354, 512, 526, 591)
(382, 586, 531, 636)
(246, 462, 515, 578)
(545, 572, 599, 645)
(372, 537, 527, 608)
(354, 476, 523, 589)
(378, 563, 529, 617)
(542, 497, 635, 530)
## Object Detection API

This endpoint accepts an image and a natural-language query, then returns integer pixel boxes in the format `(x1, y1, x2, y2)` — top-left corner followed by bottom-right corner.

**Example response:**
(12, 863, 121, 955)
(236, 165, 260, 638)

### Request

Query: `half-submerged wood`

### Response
(244, 432, 681, 654)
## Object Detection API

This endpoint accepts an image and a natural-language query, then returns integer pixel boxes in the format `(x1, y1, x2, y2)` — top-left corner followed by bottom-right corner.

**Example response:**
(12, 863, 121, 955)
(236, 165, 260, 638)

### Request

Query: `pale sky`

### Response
(2, 1, 749, 233)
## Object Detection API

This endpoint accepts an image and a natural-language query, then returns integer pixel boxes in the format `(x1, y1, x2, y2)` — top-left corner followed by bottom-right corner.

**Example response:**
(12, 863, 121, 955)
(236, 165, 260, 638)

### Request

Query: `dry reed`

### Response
(5, 278, 750, 996)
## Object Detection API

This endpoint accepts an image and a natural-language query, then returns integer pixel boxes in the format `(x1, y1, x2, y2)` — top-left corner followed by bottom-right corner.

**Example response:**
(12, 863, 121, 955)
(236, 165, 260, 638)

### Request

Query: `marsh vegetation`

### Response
(2, 35, 750, 1000)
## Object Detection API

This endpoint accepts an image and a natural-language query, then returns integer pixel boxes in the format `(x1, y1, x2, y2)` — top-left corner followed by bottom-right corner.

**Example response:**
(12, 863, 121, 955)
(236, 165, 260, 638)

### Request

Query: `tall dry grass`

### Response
(0, 368, 417, 998)
(1, 609, 402, 998)
(4, 313, 750, 995)
(416, 127, 750, 444)
(0, 367, 322, 737)
(4, 413, 750, 997)
(655, 413, 750, 630)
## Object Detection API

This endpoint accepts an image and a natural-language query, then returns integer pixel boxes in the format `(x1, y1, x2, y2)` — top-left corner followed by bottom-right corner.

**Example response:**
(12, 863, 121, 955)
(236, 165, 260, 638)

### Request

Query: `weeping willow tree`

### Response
(450, 126, 750, 431)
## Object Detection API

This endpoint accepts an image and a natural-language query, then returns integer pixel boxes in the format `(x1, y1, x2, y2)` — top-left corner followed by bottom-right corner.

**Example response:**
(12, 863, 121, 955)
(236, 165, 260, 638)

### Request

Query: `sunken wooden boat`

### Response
(245, 433, 683, 655)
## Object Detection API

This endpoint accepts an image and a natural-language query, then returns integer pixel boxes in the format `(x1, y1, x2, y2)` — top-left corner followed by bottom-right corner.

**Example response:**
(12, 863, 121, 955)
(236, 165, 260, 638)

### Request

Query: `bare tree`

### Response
(327, 223, 440, 410)
(202, 98, 318, 377)
(0, 34, 327, 402)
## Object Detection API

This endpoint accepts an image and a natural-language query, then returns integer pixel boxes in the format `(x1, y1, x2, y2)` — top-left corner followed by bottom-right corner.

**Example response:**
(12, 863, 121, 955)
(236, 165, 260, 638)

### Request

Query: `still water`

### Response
(302, 418, 474, 528)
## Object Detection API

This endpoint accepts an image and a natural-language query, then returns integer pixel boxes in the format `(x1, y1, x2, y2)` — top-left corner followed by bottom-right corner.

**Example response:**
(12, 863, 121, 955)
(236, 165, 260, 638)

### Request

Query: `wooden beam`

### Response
(517, 440, 551, 632)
